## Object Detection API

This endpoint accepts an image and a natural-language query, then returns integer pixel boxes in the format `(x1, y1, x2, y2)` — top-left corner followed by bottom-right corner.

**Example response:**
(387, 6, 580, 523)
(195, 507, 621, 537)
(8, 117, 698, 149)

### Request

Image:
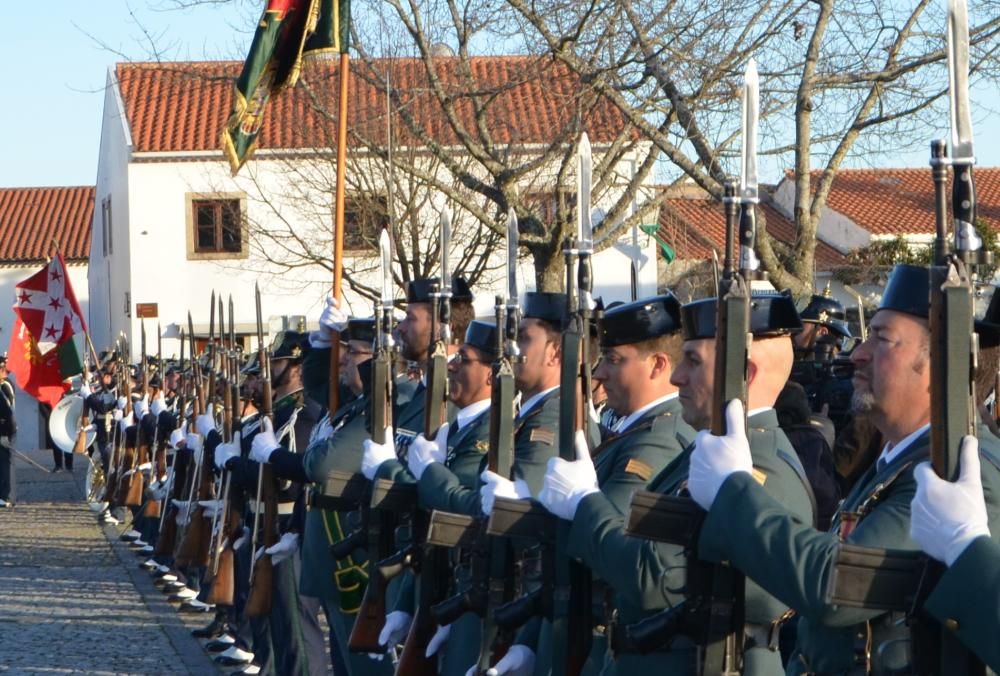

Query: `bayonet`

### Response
(947, 0, 974, 164)
(947, 0, 982, 253)
(577, 132, 593, 251)
(739, 59, 762, 275)
(379, 229, 393, 309)
(506, 211, 519, 305)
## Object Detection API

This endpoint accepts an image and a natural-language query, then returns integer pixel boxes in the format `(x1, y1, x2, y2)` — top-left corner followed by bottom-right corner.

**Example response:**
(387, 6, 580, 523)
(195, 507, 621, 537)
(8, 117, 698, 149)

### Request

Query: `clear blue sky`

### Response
(3, 1, 999, 189)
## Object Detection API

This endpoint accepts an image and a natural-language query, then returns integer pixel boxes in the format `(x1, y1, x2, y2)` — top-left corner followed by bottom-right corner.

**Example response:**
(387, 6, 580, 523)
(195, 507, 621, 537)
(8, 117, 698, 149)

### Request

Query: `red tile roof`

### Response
(115, 57, 628, 154)
(657, 195, 845, 269)
(790, 168, 1000, 236)
(0, 187, 94, 263)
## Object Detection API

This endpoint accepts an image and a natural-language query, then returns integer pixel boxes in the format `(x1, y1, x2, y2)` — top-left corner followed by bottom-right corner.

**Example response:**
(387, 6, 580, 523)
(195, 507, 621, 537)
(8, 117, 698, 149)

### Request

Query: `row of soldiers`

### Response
(74, 257, 1000, 675)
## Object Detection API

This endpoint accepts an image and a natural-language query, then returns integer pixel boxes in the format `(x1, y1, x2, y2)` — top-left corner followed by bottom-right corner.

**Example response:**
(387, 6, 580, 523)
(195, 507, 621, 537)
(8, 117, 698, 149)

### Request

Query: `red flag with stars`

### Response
(6, 317, 74, 408)
(12, 253, 87, 356)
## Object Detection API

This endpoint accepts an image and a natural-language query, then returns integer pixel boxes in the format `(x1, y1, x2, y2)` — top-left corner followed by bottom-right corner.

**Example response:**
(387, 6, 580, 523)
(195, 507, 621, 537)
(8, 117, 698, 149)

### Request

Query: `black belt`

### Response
(607, 615, 672, 656)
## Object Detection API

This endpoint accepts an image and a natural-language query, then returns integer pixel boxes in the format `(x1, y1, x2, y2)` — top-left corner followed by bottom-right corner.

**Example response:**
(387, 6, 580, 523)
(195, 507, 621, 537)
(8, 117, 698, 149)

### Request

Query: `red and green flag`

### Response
(7, 318, 83, 408)
(9, 254, 87, 407)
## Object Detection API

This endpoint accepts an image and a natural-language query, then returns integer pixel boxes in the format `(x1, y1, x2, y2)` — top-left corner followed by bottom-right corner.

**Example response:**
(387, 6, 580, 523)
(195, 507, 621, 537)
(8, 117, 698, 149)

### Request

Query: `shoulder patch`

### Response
(474, 440, 489, 454)
(530, 429, 555, 446)
(624, 458, 654, 482)
(751, 468, 767, 486)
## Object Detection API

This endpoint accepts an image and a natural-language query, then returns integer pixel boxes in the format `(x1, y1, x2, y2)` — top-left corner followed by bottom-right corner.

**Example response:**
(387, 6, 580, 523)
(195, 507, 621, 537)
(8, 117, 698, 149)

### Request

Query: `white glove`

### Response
(425, 623, 450, 658)
(250, 417, 281, 464)
(537, 430, 598, 520)
(169, 426, 187, 450)
(79, 382, 92, 399)
(407, 424, 448, 481)
(150, 394, 167, 417)
(172, 499, 191, 525)
(196, 412, 217, 438)
(264, 532, 300, 565)
(478, 644, 535, 676)
(137, 461, 153, 473)
(911, 436, 991, 566)
(362, 427, 396, 480)
(320, 294, 349, 334)
(378, 610, 412, 649)
(112, 408, 123, 423)
(133, 394, 150, 419)
(116, 396, 127, 410)
(118, 412, 134, 433)
(480, 470, 531, 516)
(215, 432, 242, 471)
(688, 399, 754, 510)
(199, 499, 225, 519)
(232, 526, 250, 551)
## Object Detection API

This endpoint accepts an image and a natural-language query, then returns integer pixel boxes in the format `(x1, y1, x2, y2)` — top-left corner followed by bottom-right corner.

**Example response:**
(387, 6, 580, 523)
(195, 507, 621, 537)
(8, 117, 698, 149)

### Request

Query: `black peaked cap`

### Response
(523, 292, 567, 328)
(464, 319, 499, 356)
(681, 290, 802, 340)
(600, 294, 683, 348)
(878, 264, 929, 319)
(406, 276, 474, 304)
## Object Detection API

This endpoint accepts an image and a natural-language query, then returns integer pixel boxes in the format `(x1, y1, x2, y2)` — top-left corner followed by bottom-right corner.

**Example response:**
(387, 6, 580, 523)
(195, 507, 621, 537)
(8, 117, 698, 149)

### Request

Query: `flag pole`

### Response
(328, 49, 350, 416)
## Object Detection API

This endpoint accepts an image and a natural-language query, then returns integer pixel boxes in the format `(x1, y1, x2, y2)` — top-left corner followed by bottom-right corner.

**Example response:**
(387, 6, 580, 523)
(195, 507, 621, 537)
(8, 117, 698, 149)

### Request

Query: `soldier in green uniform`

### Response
(686, 264, 1000, 676)
(491, 294, 688, 675)
(403, 320, 496, 674)
(255, 312, 393, 675)
(365, 276, 475, 475)
(359, 276, 475, 653)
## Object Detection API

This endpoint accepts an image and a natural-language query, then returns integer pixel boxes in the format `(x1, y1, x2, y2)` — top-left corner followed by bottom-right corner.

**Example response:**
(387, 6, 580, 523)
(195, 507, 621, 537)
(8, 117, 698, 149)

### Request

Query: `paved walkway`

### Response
(0, 449, 218, 675)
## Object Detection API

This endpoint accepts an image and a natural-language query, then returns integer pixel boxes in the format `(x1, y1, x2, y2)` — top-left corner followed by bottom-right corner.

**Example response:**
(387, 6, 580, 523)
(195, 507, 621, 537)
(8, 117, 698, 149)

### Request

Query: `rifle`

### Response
(427, 256, 520, 670)
(826, 4, 990, 671)
(175, 297, 218, 569)
(154, 327, 186, 557)
(348, 229, 398, 652)
(246, 283, 277, 617)
(394, 209, 454, 674)
(208, 296, 241, 606)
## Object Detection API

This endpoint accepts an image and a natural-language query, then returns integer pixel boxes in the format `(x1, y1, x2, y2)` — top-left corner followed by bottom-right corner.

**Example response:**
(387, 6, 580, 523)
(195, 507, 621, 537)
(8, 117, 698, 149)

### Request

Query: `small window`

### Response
(342, 194, 390, 252)
(102, 197, 113, 257)
(193, 199, 243, 254)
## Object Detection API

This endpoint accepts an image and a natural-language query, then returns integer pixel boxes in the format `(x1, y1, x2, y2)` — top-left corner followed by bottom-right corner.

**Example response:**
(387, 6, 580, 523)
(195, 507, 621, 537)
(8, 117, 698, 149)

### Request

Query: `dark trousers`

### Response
(52, 447, 73, 470)
(0, 440, 12, 502)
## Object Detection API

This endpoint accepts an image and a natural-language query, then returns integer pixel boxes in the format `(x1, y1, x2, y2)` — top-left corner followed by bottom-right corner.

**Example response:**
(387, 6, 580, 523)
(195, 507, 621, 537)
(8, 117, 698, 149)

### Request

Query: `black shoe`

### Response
(204, 635, 236, 652)
(191, 618, 226, 640)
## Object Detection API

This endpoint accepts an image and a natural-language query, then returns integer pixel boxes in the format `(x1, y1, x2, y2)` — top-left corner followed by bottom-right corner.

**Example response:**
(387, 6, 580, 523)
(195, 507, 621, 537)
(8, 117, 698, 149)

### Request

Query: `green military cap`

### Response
(270, 330, 311, 362)
(240, 351, 261, 376)
(877, 264, 930, 319)
(406, 276, 474, 304)
(681, 289, 802, 340)
(464, 319, 499, 356)
(599, 294, 683, 347)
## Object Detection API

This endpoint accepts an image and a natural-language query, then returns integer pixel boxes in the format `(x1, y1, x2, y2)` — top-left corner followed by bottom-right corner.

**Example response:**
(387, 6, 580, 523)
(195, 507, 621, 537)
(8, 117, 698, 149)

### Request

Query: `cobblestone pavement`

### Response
(0, 449, 218, 675)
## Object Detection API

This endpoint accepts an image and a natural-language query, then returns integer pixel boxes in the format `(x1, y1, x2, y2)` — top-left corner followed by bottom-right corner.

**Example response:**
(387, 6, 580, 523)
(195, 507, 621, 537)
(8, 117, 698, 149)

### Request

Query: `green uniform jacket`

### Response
(300, 395, 371, 603)
(418, 407, 492, 514)
(698, 426, 1000, 675)
(511, 389, 562, 496)
(925, 535, 1000, 672)
(589, 396, 691, 516)
(527, 396, 689, 675)
(568, 408, 810, 675)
